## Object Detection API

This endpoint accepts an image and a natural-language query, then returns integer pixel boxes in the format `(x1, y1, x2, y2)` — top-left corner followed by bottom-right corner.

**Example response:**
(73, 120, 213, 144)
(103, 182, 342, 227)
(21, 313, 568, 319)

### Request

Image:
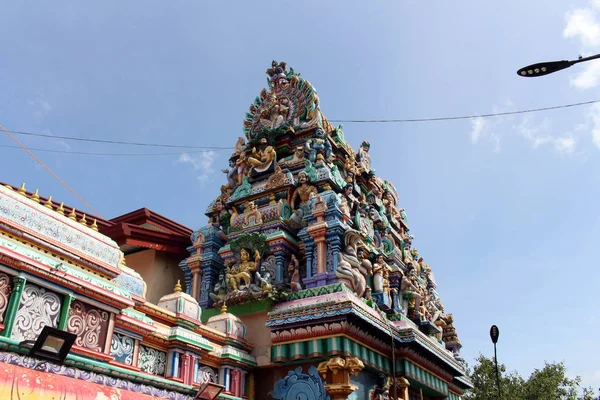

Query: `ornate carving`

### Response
(11, 283, 62, 342)
(196, 366, 217, 384)
(0, 273, 11, 322)
(272, 366, 329, 400)
(110, 332, 135, 365)
(138, 345, 167, 376)
(67, 300, 109, 352)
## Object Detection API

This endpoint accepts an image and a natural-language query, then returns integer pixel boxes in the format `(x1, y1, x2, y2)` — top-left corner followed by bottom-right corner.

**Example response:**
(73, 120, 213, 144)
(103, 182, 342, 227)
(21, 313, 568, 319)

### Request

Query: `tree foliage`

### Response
(464, 354, 598, 400)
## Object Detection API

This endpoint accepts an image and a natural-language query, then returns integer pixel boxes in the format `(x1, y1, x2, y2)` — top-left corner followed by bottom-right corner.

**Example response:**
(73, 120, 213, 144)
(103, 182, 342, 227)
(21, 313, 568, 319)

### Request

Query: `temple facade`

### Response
(0, 61, 471, 400)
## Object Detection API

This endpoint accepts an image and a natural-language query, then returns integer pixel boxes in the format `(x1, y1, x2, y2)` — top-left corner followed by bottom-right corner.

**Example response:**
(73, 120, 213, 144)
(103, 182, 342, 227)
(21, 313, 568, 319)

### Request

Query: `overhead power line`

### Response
(329, 99, 600, 123)
(3, 99, 598, 152)
(7, 129, 234, 150)
(0, 144, 215, 157)
(0, 124, 104, 218)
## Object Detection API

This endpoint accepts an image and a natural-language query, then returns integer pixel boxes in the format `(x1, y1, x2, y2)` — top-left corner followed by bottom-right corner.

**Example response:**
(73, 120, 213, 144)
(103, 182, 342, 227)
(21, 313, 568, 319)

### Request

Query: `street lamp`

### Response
(490, 325, 501, 399)
(517, 53, 600, 77)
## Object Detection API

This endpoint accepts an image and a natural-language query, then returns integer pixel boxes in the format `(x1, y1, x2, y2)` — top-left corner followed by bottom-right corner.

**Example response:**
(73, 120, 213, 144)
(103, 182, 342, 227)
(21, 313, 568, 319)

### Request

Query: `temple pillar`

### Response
(317, 356, 364, 400)
(1, 276, 26, 338)
(274, 251, 286, 283)
(191, 267, 201, 299)
(305, 196, 330, 287)
(57, 292, 75, 331)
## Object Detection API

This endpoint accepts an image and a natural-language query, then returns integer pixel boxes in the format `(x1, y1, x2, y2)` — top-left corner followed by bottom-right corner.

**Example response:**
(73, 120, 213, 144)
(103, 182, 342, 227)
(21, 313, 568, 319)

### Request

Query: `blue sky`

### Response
(1, 0, 599, 390)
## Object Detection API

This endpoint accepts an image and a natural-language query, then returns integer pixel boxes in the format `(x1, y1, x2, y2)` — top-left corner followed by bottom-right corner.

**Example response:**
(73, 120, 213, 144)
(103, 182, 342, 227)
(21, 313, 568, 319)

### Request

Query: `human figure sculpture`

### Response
(235, 153, 249, 185)
(344, 153, 358, 183)
(247, 138, 277, 175)
(289, 171, 318, 224)
(226, 248, 261, 291)
(372, 255, 391, 294)
(210, 199, 231, 238)
(305, 128, 331, 164)
(356, 141, 371, 173)
(259, 94, 289, 130)
(288, 254, 302, 292)
(401, 268, 422, 319)
(221, 158, 238, 189)
(209, 271, 228, 302)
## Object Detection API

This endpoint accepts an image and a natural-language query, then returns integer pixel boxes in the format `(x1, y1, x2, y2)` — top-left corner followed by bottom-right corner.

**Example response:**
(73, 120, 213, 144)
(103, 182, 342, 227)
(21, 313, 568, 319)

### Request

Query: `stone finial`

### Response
(31, 189, 40, 203)
(56, 202, 65, 215)
(68, 208, 77, 221)
(174, 280, 182, 293)
(44, 196, 53, 209)
(91, 219, 98, 231)
(17, 183, 26, 196)
(79, 214, 87, 225)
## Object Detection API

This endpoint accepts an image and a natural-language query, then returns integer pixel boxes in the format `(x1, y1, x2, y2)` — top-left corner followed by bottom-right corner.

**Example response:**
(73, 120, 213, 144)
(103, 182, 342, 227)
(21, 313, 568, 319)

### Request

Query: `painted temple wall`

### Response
(125, 249, 186, 304)
(239, 311, 272, 366)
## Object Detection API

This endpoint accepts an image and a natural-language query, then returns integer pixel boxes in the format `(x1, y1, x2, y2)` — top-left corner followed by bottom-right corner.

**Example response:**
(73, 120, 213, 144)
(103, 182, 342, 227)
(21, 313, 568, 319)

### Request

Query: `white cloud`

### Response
(41, 128, 71, 151)
(515, 117, 577, 156)
(563, 2, 600, 89)
(470, 117, 486, 144)
(588, 102, 600, 149)
(177, 151, 216, 184)
(564, 8, 600, 48)
(28, 96, 52, 119)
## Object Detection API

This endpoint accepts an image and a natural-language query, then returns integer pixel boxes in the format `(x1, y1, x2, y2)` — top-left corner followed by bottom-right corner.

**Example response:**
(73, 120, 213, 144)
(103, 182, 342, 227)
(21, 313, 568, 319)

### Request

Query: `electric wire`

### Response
(329, 99, 600, 123)
(0, 144, 215, 157)
(0, 124, 104, 218)
(2, 98, 597, 154)
(6, 129, 234, 150)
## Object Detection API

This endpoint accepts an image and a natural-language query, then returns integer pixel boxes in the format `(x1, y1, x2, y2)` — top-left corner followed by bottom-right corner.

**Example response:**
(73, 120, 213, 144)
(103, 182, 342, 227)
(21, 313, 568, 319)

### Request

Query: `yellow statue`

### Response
(226, 248, 261, 291)
(247, 138, 277, 174)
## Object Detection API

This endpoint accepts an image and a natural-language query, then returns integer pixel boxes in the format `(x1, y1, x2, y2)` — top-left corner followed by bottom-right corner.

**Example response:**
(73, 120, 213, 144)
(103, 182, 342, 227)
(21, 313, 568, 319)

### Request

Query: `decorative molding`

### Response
(110, 332, 135, 365)
(0, 272, 11, 322)
(138, 345, 167, 376)
(11, 282, 62, 342)
(0, 351, 194, 400)
(67, 300, 110, 352)
(0, 185, 121, 269)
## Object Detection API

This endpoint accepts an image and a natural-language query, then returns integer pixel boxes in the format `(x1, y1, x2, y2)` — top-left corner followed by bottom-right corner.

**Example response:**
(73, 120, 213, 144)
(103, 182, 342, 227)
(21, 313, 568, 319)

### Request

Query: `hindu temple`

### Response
(0, 61, 472, 399)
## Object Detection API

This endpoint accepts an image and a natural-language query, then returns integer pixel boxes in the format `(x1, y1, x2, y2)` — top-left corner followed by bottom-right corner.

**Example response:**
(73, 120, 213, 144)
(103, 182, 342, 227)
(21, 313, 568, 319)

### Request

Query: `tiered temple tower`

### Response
(181, 61, 472, 399)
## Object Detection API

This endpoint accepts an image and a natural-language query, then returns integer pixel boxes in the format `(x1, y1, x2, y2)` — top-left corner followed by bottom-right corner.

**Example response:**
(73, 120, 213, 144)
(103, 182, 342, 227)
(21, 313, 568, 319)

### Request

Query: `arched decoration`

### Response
(272, 366, 330, 400)
(243, 61, 322, 141)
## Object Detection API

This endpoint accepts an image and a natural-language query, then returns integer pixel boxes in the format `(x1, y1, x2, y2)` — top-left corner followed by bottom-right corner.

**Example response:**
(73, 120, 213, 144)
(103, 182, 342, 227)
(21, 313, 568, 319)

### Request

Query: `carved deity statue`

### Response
(259, 94, 290, 130)
(210, 198, 231, 237)
(247, 138, 277, 175)
(221, 158, 238, 189)
(372, 255, 392, 294)
(305, 128, 332, 164)
(288, 254, 302, 292)
(344, 153, 358, 183)
(401, 268, 422, 319)
(209, 271, 228, 302)
(289, 171, 317, 224)
(235, 152, 249, 185)
(226, 248, 261, 291)
(356, 141, 371, 173)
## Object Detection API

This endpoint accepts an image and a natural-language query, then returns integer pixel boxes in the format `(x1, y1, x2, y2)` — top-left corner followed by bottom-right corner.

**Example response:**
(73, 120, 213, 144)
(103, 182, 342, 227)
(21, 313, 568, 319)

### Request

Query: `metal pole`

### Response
(494, 342, 501, 399)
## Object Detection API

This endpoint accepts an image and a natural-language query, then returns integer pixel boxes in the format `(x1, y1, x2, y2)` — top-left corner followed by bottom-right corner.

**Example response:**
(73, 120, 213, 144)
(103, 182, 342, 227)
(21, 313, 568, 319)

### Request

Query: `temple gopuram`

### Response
(0, 61, 472, 400)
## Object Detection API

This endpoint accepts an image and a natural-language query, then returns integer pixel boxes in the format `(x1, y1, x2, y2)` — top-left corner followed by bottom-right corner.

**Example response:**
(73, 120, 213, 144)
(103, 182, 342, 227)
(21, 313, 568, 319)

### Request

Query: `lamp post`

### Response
(490, 325, 501, 399)
(517, 53, 600, 77)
